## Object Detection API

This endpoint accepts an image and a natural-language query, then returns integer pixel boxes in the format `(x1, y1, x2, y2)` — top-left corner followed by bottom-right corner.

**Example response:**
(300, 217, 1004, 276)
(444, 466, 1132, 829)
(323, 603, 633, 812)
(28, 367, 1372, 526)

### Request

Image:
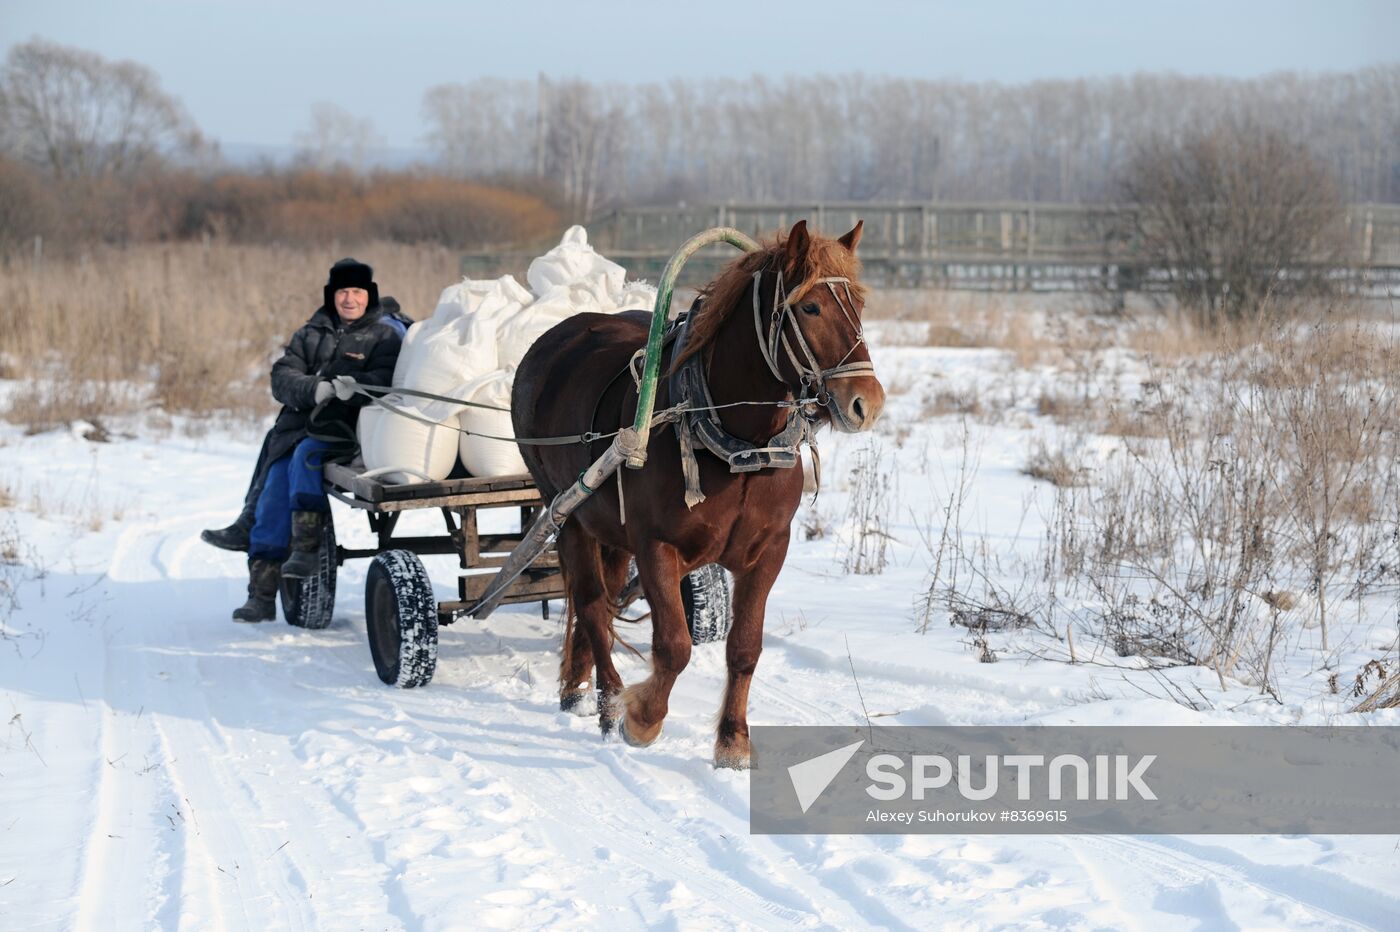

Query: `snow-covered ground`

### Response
(2, 325, 1398, 930)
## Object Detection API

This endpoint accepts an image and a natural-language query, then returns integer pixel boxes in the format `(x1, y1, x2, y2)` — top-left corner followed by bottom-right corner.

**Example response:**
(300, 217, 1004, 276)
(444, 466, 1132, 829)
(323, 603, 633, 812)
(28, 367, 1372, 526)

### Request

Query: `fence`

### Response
(462, 202, 1400, 292)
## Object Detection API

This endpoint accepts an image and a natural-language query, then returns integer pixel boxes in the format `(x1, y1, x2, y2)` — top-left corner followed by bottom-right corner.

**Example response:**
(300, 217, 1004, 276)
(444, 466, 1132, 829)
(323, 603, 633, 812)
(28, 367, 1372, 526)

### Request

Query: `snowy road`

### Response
(3, 372, 1398, 928)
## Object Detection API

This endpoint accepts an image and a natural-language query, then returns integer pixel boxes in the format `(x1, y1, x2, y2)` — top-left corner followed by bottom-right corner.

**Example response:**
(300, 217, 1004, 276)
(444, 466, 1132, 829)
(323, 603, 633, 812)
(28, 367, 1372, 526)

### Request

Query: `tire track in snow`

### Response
(412, 617, 1074, 927)
(94, 521, 336, 930)
(167, 629, 425, 929)
(71, 664, 166, 932)
(70, 522, 194, 932)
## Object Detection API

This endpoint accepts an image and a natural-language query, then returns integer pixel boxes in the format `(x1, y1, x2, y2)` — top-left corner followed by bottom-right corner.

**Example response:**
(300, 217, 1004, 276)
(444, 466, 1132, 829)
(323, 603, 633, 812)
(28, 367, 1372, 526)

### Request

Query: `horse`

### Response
(512, 220, 885, 768)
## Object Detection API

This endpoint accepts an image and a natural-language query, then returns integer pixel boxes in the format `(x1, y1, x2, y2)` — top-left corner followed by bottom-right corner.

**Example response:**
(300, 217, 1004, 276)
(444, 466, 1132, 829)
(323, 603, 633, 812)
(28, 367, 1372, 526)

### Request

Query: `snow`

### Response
(2, 324, 1398, 930)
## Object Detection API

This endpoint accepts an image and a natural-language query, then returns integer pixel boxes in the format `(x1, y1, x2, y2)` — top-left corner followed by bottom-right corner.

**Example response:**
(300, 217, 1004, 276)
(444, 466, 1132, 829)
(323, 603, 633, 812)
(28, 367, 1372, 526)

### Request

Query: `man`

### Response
(227, 259, 403, 623)
(202, 296, 410, 552)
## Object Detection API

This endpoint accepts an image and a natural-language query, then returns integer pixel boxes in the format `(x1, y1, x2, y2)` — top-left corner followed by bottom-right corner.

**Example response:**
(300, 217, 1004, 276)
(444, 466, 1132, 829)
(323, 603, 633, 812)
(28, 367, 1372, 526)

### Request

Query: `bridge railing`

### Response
(586, 202, 1400, 266)
(459, 202, 1400, 293)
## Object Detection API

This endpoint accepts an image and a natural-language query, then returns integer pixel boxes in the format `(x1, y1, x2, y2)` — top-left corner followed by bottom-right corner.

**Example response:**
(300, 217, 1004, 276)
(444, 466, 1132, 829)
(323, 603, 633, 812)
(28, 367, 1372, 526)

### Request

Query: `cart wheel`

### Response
(280, 516, 337, 630)
(365, 550, 438, 688)
(682, 564, 733, 645)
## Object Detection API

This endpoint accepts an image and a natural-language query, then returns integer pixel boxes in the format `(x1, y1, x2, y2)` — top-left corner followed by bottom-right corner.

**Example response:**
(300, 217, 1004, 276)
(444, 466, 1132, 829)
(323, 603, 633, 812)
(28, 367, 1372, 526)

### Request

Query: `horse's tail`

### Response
(557, 555, 645, 692)
(610, 618, 646, 662)
(558, 590, 577, 688)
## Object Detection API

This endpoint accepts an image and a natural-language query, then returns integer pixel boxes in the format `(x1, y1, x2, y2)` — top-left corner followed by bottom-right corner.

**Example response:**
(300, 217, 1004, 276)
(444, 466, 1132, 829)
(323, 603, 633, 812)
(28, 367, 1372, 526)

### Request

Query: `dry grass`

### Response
(921, 389, 988, 420)
(0, 241, 459, 429)
(1021, 441, 1088, 487)
(873, 288, 1231, 370)
(839, 439, 896, 575)
(1030, 390, 1169, 440)
(1122, 309, 1251, 361)
(1047, 310, 1400, 687)
(1034, 390, 1090, 423)
(909, 296, 1400, 700)
(878, 287, 1293, 371)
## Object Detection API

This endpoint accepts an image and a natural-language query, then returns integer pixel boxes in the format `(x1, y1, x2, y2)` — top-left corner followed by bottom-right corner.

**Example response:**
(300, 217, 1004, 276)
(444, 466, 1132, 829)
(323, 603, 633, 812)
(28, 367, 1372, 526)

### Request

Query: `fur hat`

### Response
(324, 257, 379, 310)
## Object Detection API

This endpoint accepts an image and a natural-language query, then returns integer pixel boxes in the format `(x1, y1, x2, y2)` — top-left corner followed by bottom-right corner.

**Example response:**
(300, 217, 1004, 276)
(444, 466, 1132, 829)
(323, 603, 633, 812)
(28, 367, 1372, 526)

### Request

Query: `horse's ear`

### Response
(839, 220, 864, 254)
(785, 220, 811, 269)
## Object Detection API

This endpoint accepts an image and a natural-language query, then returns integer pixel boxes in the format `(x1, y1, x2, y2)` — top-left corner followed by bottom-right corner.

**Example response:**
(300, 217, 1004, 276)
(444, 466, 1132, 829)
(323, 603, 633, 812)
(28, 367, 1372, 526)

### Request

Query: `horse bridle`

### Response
(751, 265, 874, 418)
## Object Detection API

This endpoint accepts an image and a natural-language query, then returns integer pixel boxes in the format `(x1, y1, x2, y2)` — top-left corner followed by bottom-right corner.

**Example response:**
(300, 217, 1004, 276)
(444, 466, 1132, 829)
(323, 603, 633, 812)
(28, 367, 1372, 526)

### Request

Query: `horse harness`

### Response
(666, 263, 873, 508)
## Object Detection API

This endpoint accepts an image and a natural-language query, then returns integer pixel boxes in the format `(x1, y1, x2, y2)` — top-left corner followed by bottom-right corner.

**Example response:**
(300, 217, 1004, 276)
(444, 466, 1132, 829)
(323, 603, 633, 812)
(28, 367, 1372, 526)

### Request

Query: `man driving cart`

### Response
(223, 258, 403, 622)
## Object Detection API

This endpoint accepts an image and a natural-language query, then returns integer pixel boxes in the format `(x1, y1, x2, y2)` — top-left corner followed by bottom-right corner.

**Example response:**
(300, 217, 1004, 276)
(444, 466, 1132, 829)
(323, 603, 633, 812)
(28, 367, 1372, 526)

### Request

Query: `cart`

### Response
(278, 227, 757, 689)
(279, 461, 733, 689)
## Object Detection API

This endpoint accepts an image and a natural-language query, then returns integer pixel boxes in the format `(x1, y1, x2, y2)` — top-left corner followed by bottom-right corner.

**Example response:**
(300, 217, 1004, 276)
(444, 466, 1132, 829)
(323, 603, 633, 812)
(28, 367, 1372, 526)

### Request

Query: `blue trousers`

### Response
(248, 437, 331, 561)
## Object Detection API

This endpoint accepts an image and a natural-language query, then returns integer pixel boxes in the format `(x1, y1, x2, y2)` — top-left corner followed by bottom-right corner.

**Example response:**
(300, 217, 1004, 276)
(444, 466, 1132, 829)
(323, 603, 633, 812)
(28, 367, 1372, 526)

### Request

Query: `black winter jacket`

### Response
(266, 304, 402, 462)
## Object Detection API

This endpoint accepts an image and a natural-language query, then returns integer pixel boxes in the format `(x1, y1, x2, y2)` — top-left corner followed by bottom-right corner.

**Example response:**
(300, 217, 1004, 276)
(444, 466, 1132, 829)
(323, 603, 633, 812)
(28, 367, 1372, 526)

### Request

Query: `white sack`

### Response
(616, 281, 659, 311)
(526, 225, 626, 299)
(358, 403, 459, 485)
(393, 314, 498, 393)
(496, 283, 609, 368)
(431, 274, 532, 327)
(459, 369, 527, 477)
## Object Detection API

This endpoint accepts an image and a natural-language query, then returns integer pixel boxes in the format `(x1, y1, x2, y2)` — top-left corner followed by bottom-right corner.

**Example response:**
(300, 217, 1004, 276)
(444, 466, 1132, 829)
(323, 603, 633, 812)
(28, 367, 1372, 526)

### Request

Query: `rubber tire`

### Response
(280, 516, 337, 630)
(682, 564, 733, 644)
(365, 550, 438, 689)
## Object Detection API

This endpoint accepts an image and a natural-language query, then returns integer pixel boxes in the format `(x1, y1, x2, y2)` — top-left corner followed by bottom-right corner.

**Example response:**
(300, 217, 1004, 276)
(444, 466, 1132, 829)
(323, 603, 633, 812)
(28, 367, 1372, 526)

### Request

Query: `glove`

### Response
(331, 375, 358, 401)
(313, 381, 334, 405)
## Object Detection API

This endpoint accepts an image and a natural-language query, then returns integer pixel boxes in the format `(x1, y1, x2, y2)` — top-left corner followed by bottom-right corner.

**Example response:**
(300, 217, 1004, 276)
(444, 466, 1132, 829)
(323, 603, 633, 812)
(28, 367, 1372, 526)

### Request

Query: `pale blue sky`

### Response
(3, 0, 1395, 151)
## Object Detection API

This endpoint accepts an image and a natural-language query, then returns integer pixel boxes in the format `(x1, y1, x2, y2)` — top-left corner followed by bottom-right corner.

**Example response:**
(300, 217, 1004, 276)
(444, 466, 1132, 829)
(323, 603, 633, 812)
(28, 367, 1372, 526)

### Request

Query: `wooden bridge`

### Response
(463, 201, 1400, 293)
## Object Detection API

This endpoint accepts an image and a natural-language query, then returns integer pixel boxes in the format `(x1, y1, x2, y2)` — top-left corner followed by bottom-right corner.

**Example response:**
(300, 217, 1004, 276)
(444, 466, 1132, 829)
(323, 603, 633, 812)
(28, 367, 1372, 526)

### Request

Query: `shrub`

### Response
(1121, 122, 1344, 327)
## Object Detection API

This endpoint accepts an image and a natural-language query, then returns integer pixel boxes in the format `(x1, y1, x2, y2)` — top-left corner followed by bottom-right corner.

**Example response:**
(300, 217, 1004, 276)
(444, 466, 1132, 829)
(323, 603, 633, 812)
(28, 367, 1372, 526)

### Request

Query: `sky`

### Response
(3, 0, 1396, 153)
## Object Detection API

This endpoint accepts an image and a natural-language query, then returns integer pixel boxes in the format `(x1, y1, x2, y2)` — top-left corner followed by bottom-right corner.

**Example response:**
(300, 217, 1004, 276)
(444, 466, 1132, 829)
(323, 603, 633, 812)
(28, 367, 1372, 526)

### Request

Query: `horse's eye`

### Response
(801, 303, 820, 316)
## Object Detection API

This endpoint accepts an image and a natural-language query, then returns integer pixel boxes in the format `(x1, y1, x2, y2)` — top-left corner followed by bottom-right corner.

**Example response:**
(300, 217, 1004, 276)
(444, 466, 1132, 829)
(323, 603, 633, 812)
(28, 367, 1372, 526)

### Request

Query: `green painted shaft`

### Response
(627, 226, 760, 468)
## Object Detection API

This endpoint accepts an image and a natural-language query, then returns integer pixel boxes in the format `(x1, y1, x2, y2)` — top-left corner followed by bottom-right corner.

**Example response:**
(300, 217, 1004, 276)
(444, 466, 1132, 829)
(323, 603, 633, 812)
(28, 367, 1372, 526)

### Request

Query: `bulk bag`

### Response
(357, 403, 459, 485)
(526, 225, 626, 299)
(458, 369, 527, 477)
(496, 282, 609, 368)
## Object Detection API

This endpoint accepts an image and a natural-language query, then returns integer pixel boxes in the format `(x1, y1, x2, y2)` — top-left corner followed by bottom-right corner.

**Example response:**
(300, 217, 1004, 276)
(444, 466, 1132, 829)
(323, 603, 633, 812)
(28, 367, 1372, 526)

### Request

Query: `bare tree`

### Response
(422, 79, 537, 177)
(293, 102, 386, 172)
(0, 38, 198, 180)
(1122, 122, 1345, 326)
(538, 78, 625, 217)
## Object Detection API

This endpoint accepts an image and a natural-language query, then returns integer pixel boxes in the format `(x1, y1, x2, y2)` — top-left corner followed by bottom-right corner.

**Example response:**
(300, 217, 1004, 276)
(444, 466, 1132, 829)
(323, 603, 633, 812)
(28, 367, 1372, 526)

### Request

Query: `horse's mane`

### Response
(672, 229, 865, 370)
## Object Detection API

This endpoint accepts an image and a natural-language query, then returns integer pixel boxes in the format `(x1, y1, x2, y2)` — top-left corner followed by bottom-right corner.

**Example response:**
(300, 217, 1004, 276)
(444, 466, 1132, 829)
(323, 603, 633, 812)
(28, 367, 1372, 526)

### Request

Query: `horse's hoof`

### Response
(560, 690, 587, 713)
(714, 750, 751, 770)
(618, 716, 660, 748)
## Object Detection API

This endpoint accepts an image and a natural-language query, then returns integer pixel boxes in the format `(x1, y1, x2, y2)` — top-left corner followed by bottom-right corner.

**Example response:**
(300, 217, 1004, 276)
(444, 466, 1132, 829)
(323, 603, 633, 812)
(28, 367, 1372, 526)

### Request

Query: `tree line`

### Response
(424, 70, 1400, 214)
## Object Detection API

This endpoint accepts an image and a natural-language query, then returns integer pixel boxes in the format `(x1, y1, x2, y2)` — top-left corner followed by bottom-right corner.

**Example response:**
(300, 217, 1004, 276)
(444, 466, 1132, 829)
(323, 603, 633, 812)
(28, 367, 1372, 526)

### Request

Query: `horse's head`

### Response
(772, 220, 885, 433)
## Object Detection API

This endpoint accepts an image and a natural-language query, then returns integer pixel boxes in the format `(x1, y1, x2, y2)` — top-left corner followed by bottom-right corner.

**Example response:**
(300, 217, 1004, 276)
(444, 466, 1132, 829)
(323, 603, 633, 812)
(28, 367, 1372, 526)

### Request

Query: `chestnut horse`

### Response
(512, 221, 885, 768)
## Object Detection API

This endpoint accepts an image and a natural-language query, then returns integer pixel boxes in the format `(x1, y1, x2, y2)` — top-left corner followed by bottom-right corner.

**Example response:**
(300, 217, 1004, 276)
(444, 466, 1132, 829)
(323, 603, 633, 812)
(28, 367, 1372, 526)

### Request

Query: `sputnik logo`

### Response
(788, 739, 864, 813)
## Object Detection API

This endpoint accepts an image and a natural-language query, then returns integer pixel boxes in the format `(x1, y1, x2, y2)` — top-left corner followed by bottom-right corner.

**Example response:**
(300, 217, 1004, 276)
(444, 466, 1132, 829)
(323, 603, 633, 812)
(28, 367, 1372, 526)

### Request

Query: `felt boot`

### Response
(232, 558, 280, 622)
(279, 510, 326, 579)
